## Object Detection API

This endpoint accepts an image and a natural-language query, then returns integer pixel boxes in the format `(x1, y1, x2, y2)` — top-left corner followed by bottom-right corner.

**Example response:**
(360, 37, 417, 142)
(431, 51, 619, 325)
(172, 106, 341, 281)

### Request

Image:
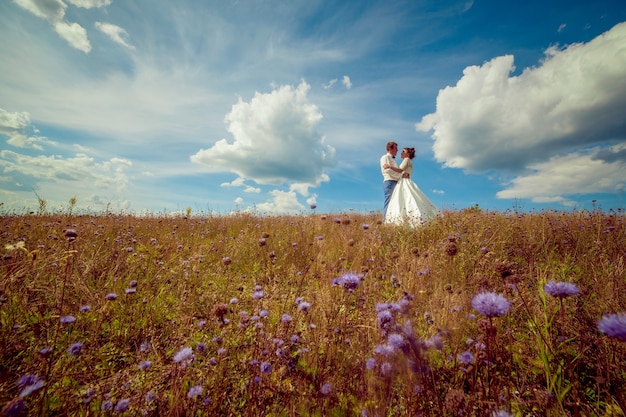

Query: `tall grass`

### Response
(1, 208, 624, 416)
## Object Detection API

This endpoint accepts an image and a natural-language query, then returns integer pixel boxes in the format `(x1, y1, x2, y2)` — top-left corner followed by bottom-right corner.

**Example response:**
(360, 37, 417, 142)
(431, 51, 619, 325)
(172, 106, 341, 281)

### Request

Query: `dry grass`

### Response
(1, 208, 625, 416)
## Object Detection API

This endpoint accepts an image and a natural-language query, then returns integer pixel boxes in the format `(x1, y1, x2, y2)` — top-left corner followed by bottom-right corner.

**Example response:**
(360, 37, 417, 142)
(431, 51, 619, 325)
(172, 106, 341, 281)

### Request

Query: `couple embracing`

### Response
(380, 141, 439, 227)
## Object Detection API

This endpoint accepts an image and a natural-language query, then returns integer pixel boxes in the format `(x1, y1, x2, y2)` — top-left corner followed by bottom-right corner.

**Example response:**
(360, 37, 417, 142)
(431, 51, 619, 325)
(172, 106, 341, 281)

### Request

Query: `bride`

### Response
(383, 147, 439, 227)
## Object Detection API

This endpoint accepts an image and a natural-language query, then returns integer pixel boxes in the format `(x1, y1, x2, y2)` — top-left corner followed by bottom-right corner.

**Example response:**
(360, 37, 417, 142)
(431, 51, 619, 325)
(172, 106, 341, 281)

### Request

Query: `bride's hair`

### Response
(405, 147, 416, 159)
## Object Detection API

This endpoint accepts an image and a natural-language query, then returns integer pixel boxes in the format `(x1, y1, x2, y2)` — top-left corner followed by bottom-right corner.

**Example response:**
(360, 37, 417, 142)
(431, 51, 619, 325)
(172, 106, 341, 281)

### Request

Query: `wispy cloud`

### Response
(95, 22, 134, 50)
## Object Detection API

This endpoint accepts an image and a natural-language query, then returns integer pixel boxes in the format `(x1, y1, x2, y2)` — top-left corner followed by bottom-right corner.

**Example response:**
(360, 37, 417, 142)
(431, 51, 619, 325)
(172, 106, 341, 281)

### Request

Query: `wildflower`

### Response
(366, 357, 376, 370)
(173, 347, 193, 363)
(222, 257, 232, 266)
(362, 223, 370, 230)
(457, 351, 475, 365)
(139, 341, 151, 353)
(60, 315, 76, 324)
(332, 272, 362, 291)
(387, 333, 405, 350)
(114, 398, 130, 413)
(125, 288, 136, 294)
(196, 342, 206, 353)
(281, 313, 293, 323)
(597, 313, 626, 342)
(229, 297, 239, 304)
(145, 392, 157, 403)
(258, 238, 266, 246)
(79, 305, 91, 312)
(217, 347, 227, 355)
(213, 303, 229, 320)
(138, 361, 152, 370)
(380, 361, 393, 376)
(320, 383, 332, 395)
(129, 280, 138, 287)
(101, 400, 113, 411)
(106, 293, 118, 301)
(260, 361, 272, 374)
(64, 229, 78, 241)
(252, 290, 265, 300)
(1, 399, 26, 416)
(17, 374, 45, 398)
(197, 319, 206, 327)
(297, 301, 311, 312)
(471, 292, 511, 318)
(544, 281, 580, 299)
(68, 342, 83, 356)
(310, 204, 317, 210)
(290, 335, 300, 344)
(187, 385, 203, 399)
(259, 309, 269, 318)
(492, 410, 513, 417)
(38, 347, 52, 357)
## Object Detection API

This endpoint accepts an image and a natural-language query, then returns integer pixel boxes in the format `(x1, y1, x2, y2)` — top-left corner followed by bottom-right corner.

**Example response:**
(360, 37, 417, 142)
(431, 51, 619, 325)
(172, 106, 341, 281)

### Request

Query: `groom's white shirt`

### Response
(380, 152, 401, 181)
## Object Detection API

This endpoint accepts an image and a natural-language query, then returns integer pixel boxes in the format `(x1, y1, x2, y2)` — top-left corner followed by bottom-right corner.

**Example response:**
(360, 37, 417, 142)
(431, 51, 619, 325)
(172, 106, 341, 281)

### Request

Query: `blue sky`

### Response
(1, 0, 625, 215)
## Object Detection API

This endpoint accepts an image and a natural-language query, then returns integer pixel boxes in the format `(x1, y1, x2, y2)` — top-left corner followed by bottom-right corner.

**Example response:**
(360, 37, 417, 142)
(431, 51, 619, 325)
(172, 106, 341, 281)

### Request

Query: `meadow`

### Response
(1, 207, 625, 416)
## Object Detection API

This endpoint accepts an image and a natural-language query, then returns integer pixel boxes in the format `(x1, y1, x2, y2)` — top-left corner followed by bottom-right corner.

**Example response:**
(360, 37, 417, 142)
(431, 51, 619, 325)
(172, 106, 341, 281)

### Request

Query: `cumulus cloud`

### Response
(496, 144, 626, 204)
(0, 109, 53, 151)
(13, 0, 94, 52)
(54, 21, 91, 53)
(417, 21, 626, 204)
(190, 81, 335, 188)
(95, 22, 134, 49)
(255, 190, 305, 214)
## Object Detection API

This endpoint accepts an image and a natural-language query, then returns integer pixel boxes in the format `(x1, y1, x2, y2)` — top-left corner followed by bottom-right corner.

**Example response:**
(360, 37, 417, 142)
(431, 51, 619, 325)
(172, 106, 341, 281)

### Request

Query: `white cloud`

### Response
(496, 144, 626, 202)
(54, 20, 91, 53)
(190, 81, 336, 187)
(13, 0, 66, 21)
(323, 79, 338, 89)
(417, 22, 626, 203)
(0, 109, 54, 151)
(255, 190, 305, 214)
(234, 197, 244, 205)
(342, 75, 352, 89)
(13, 0, 92, 52)
(95, 22, 134, 50)
(67, 0, 112, 8)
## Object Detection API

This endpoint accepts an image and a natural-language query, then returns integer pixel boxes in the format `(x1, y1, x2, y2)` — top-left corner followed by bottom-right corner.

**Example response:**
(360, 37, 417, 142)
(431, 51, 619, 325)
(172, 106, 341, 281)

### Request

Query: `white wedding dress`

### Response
(384, 158, 439, 227)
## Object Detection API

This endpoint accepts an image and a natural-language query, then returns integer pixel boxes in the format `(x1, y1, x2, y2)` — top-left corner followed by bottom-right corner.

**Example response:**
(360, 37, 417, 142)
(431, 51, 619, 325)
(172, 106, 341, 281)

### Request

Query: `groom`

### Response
(380, 141, 402, 218)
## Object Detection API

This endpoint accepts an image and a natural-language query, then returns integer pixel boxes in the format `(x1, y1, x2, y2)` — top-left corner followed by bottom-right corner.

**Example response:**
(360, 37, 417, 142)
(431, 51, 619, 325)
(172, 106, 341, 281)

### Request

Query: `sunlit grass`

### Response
(1, 208, 625, 416)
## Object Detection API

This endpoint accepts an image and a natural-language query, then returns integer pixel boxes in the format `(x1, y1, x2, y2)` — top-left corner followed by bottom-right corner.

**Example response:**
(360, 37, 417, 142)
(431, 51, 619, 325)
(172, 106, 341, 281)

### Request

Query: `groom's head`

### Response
(386, 141, 398, 157)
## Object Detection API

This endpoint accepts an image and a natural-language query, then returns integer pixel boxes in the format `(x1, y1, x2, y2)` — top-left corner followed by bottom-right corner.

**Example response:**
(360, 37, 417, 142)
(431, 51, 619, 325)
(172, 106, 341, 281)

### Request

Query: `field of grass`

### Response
(1, 208, 625, 416)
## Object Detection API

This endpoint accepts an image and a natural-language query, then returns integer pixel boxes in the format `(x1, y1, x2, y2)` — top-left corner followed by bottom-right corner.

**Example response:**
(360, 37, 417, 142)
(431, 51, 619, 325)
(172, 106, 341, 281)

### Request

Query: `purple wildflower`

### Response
(60, 315, 76, 324)
(544, 281, 580, 299)
(17, 374, 45, 398)
(297, 301, 311, 312)
(387, 333, 405, 350)
(68, 342, 83, 356)
(597, 313, 626, 342)
(320, 383, 332, 395)
(366, 357, 377, 370)
(101, 400, 113, 411)
(145, 392, 157, 403)
(332, 272, 362, 291)
(138, 361, 152, 370)
(38, 347, 52, 357)
(196, 342, 206, 353)
(217, 347, 227, 355)
(114, 398, 130, 413)
(79, 305, 91, 312)
(1, 399, 25, 416)
(471, 292, 511, 318)
(106, 293, 118, 301)
(187, 385, 203, 399)
(125, 288, 136, 294)
(380, 361, 393, 376)
(281, 313, 293, 323)
(252, 290, 265, 300)
(260, 361, 272, 374)
(310, 204, 317, 210)
(457, 351, 475, 365)
(173, 347, 193, 363)
(129, 280, 138, 287)
(139, 341, 150, 353)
